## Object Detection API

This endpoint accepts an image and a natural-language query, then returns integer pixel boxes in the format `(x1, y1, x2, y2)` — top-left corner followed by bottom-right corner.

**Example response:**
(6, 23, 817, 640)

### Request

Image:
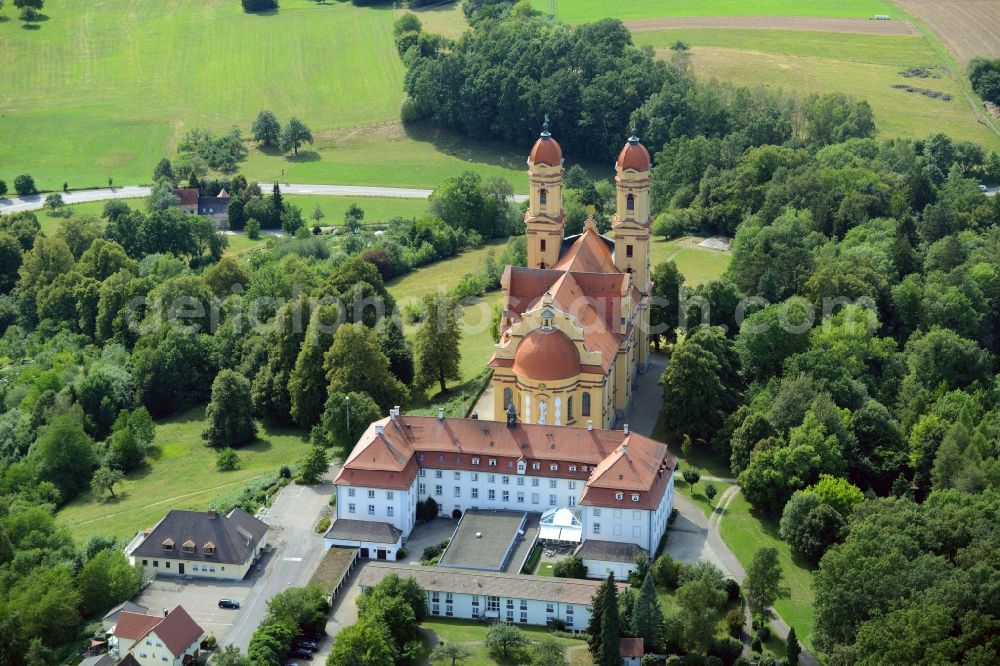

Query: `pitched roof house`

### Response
(127, 508, 268, 580)
(111, 606, 204, 666)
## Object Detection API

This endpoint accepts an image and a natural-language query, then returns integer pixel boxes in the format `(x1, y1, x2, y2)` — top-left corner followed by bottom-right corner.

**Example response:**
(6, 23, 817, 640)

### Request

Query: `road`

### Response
(222, 470, 337, 651)
(0, 183, 527, 214)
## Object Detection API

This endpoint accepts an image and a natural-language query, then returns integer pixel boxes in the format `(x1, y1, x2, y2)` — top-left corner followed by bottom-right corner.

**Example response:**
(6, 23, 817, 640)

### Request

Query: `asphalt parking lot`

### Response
(134, 567, 265, 641)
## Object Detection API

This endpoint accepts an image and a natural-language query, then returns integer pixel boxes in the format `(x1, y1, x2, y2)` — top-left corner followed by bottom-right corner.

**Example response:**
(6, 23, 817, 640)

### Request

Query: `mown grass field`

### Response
(720, 493, 816, 651)
(537, 0, 901, 23)
(635, 29, 1000, 149)
(56, 406, 311, 542)
(0, 0, 529, 192)
(651, 236, 732, 286)
(420, 618, 589, 665)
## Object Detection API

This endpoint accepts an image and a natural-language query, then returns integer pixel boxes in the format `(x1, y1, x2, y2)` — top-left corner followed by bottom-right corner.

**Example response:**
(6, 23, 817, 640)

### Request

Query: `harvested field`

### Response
(894, 1, 1000, 64)
(624, 15, 919, 35)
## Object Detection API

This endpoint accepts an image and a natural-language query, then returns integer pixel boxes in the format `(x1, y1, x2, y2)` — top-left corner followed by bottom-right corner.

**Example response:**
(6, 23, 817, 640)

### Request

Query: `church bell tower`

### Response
(525, 118, 565, 270)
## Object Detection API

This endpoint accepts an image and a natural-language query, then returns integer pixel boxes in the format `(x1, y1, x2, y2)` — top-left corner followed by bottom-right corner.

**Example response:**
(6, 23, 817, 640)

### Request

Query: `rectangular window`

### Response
(472, 457, 480, 465)
(488, 597, 500, 612)
(568, 481, 576, 489)
(632, 494, 640, 502)
(368, 490, 375, 499)
(368, 505, 375, 515)
(549, 494, 557, 506)
(532, 462, 540, 470)
(532, 478, 539, 487)
(432, 592, 440, 602)
(454, 487, 461, 497)
(419, 469, 426, 477)
(593, 522, 601, 534)
(489, 489, 496, 500)
(387, 507, 394, 517)
(471, 473, 478, 482)
(153, 561, 158, 567)
(418, 483, 426, 494)
(550, 479, 557, 488)
(502, 491, 510, 502)
(472, 487, 479, 499)
(454, 472, 461, 480)
(507, 599, 514, 609)
(517, 492, 524, 503)
(502, 476, 510, 485)
(507, 610, 514, 622)
(435, 485, 443, 496)
(520, 611, 528, 623)
(432, 604, 440, 616)
(446, 605, 454, 617)
(435, 470, 443, 479)
(593, 508, 601, 517)
(569, 496, 576, 507)
(348, 488, 355, 497)
(531, 493, 540, 504)
(540, 239, 547, 252)
(566, 605, 574, 615)
(488, 474, 496, 484)
(626, 244, 634, 258)
(546, 603, 555, 613)
(517, 477, 524, 486)
(143, 559, 148, 566)
(387, 491, 394, 500)
(472, 596, 480, 606)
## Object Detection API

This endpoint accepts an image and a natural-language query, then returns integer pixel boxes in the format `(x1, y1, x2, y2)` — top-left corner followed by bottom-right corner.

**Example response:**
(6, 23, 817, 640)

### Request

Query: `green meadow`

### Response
(0, 0, 527, 192)
(56, 407, 311, 542)
(636, 29, 1000, 149)
(536, 0, 901, 23)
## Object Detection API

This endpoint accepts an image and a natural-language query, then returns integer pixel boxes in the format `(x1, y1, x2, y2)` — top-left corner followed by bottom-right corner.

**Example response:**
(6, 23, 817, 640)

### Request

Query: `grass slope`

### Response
(538, 0, 900, 23)
(56, 406, 310, 542)
(720, 492, 816, 652)
(651, 236, 732, 286)
(420, 618, 587, 665)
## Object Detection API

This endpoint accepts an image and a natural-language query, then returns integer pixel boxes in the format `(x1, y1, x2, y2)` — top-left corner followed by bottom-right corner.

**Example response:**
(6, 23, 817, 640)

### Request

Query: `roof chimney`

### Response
(587, 420, 593, 431)
(163, 608, 169, 617)
(207, 510, 218, 520)
(623, 423, 629, 435)
(438, 408, 445, 421)
(375, 424, 384, 435)
(392, 406, 400, 418)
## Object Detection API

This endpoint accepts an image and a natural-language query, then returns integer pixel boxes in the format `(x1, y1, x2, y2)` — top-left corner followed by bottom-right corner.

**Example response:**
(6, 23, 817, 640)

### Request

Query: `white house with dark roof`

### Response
(126, 508, 268, 580)
(331, 410, 675, 566)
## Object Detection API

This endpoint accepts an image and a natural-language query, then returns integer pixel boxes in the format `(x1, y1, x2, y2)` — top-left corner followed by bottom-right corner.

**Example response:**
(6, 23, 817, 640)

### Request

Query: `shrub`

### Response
(725, 607, 744, 638)
(315, 517, 330, 533)
(242, 0, 278, 12)
(710, 636, 744, 666)
(552, 555, 587, 579)
(422, 544, 443, 561)
(245, 218, 261, 239)
(279, 465, 291, 479)
(396, 547, 408, 560)
(724, 578, 741, 602)
(216, 447, 241, 471)
(754, 624, 772, 642)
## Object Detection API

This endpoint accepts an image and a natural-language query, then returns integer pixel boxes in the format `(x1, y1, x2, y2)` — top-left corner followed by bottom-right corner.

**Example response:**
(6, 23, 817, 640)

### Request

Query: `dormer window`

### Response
(541, 309, 554, 329)
(550, 464, 558, 472)
(203, 542, 216, 556)
(472, 457, 480, 466)
(632, 494, 640, 502)
(161, 539, 174, 551)
(569, 466, 577, 472)
(182, 540, 196, 553)
(517, 460, 526, 474)
(532, 462, 540, 470)
(488, 458, 497, 467)
(615, 492, 624, 501)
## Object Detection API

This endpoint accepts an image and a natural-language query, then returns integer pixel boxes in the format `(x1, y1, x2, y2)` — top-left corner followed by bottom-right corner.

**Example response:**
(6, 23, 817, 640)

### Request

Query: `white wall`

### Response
(581, 558, 635, 582)
(338, 467, 676, 553)
(323, 536, 403, 560)
(423, 590, 592, 630)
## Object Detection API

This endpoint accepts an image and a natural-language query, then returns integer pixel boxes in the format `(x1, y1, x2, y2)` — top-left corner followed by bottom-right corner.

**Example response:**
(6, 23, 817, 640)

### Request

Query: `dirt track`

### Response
(894, 1, 1000, 63)
(623, 15, 920, 36)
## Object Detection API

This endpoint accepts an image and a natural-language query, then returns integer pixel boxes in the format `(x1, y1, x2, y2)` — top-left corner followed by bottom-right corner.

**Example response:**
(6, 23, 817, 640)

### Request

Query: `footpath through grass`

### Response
(538, 0, 901, 23)
(56, 406, 310, 543)
(720, 492, 817, 652)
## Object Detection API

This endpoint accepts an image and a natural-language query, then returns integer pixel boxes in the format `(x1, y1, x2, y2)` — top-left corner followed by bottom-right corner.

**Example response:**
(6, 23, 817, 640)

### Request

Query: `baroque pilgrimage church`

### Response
(490, 124, 653, 429)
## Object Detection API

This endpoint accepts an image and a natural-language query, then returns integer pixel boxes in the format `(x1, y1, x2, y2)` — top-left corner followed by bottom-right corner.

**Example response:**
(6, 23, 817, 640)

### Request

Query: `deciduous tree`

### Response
(414, 293, 462, 393)
(203, 369, 257, 447)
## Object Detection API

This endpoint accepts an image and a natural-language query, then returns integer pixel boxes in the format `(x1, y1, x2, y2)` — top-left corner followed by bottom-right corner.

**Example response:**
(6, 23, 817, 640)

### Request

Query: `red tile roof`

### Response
(113, 612, 162, 646)
(512, 328, 581, 381)
(528, 135, 562, 167)
(148, 606, 203, 657)
(616, 139, 651, 172)
(172, 188, 199, 207)
(619, 637, 645, 657)
(553, 227, 618, 274)
(335, 416, 675, 507)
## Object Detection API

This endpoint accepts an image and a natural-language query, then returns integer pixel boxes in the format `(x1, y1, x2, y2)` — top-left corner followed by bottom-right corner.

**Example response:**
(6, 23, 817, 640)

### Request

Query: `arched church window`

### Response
(626, 193, 635, 211)
(540, 189, 548, 205)
(582, 392, 591, 416)
(567, 396, 574, 420)
(541, 309, 554, 329)
(503, 388, 513, 408)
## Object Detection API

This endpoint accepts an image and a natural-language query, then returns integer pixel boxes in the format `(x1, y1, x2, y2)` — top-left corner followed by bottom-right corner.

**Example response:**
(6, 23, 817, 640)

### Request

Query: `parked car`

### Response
(218, 598, 240, 609)
(294, 641, 319, 651)
(980, 184, 989, 192)
(289, 649, 313, 660)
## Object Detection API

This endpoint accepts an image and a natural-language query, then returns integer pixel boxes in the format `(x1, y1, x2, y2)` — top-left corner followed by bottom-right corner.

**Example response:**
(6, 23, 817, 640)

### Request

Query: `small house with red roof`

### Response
(110, 606, 204, 666)
(619, 637, 646, 665)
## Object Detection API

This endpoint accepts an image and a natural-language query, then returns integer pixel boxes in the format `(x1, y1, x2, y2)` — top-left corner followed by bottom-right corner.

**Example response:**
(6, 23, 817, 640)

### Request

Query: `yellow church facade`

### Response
(489, 126, 653, 429)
